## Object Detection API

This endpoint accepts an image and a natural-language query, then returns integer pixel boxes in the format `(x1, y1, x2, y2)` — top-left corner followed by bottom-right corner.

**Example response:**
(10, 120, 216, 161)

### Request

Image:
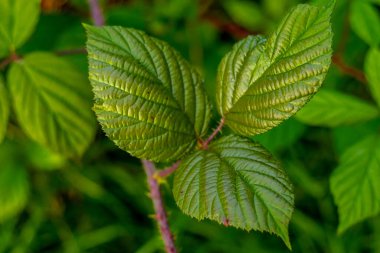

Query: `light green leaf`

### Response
(0, 76, 10, 143)
(85, 25, 211, 162)
(0, 0, 40, 57)
(216, 3, 333, 137)
(173, 135, 294, 248)
(350, 0, 380, 46)
(8, 52, 96, 158)
(223, 0, 264, 30)
(0, 162, 29, 223)
(331, 135, 380, 234)
(296, 89, 379, 127)
(365, 48, 380, 106)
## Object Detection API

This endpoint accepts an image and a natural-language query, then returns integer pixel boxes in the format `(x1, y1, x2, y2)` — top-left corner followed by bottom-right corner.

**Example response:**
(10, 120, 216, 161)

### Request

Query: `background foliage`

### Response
(0, 0, 380, 252)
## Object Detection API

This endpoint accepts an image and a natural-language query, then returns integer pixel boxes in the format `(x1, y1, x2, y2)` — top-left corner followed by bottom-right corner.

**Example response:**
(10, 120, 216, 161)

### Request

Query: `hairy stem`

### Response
(202, 117, 225, 149)
(142, 160, 177, 253)
(88, 0, 105, 26)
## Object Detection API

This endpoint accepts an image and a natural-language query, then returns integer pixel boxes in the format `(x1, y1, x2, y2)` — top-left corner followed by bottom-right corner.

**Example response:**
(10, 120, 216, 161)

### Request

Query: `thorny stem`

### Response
(156, 161, 181, 179)
(142, 160, 177, 253)
(202, 117, 225, 149)
(88, 0, 105, 26)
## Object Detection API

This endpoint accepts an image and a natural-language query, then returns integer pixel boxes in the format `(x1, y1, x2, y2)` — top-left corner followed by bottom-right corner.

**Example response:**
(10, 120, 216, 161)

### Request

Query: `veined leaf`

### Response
(173, 135, 294, 248)
(8, 52, 96, 157)
(365, 48, 380, 106)
(296, 89, 379, 127)
(0, 0, 40, 57)
(85, 25, 211, 162)
(331, 135, 380, 234)
(0, 76, 10, 143)
(216, 3, 333, 136)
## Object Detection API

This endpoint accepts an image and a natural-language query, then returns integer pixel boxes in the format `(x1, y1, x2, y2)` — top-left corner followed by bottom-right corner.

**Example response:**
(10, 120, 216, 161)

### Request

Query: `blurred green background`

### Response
(1, 0, 380, 252)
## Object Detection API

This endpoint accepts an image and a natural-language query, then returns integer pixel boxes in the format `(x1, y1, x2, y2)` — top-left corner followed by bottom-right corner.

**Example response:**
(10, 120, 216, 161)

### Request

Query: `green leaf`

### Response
(8, 52, 96, 158)
(173, 135, 294, 248)
(216, 3, 333, 137)
(295, 89, 379, 127)
(330, 134, 380, 234)
(350, 0, 380, 46)
(365, 48, 380, 106)
(85, 25, 211, 162)
(0, 0, 40, 57)
(222, 0, 264, 30)
(0, 76, 10, 144)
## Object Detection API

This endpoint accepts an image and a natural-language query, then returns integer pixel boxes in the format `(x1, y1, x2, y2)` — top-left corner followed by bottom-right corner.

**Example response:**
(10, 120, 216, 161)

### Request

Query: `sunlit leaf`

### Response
(173, 135, 294, 249)
(8, 52, 96, 157)
(216, 3, 333, 137)
(331, 134, 380, 234)
(85, 25, 211, 162)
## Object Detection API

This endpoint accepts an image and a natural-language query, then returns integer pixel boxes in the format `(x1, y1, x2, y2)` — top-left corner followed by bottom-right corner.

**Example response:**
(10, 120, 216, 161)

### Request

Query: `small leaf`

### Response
(85, 25, 211, 162)
(8, 52, 96, 157)
(0, 76, 10, 144)
(330, 135, 380, 234)
(222, 0, 264, 30)
(365, 48, 380, 106)
(216, 3, 333, 137)
(0, 0, 40, 57)
(296, 89, 379, 127)
(173, 135, 294, 248)
(350, 0, 380, 46)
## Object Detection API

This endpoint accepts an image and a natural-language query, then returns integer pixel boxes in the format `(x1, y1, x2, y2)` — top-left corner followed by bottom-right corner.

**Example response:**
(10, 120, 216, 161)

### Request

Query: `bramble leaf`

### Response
(296, 89, 379, 127)
(0, 76, 9, 144)
(0, 0, 40, 57)
(85, 25, 211, 162)
(330, 135, 380, 234)
(8, 52, 96, 158)
(365, 48, 380, 106)
(216, 3, 333, 136)
(173, 135, 294, 249)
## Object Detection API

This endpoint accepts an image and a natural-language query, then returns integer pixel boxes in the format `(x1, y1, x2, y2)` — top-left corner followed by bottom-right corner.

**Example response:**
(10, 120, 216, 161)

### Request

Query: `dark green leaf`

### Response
(0, 76, 9, 143)
(331, 134, 380, 234)
(0, 0, 40, 57)
(85, 25, 211, 162)
(173, 135, 294, 248)
(8, 52, 96, 157)
(365, 48, 380, 106)
(216, 3, 333, 137)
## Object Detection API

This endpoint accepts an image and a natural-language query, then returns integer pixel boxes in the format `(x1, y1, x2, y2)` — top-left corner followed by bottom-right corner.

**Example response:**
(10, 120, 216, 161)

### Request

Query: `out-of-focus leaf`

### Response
(350, 0, 380, 46)
(296, 89, 379, 127)
(8, 52, 96, 158)
(173, 135, 294, 249)
(85, 25, 211, 162)
(222, 0, 264, 30)
(25, 141, 66, 171)
(216, 3, 333, 137)
(0, 76, 10, 144)
(253, 118, 306, 152)
(331, 134, 380, 234)
(365, 48, 380, 106)
(0, 0, 40, 57)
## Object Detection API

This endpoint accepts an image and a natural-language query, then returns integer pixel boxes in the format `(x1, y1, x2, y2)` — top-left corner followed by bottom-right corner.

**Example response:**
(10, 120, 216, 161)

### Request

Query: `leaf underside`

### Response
(85, 25, 211, 162)
(8, 52, 96, 157)
(216, 3, 333, 137)
(173, 135, 294, 249)
(0, 76, 10, 143)
(331, 135, 380, 234)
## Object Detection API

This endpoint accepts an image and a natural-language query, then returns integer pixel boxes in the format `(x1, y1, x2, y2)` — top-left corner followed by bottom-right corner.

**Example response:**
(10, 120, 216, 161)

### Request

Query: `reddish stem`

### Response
(202, 118, 225, 149)
(157, 161, 181, 179)
(55, 48, 87, 56)
(88, 0, 105, 26)
(332, 54, 367, 84)
(142, 160, 177, 253)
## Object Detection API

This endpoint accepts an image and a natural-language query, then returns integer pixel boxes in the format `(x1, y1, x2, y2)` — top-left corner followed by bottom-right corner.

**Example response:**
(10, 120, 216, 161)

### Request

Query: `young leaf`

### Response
(173, 135, 294, 249)
(216, 3, 333, 136)
(85, 25, 211, 162)
(365, 48, 380, 106)
(350, 0, 380, 46)
(0, 76, 10, 144)
(296, 89, 379, 127)
(331, 135, 380, 234)
(8, 52, 96, 158)
(0, 0, 40, 57)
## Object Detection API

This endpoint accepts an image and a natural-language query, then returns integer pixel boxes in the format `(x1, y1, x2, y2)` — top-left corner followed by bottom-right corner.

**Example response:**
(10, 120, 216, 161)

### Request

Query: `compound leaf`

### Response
(331, 135, 380, 234)
(0, 76, 10, 144)
(365, 48, 380, 106)
(216, 3, 333, 136)
(85, 25, 211, 162)
(296, 89, 379, 127)
(173, 135, 294, 248)
(8, 52, 96, 158)
(0, 0, 40, 57)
